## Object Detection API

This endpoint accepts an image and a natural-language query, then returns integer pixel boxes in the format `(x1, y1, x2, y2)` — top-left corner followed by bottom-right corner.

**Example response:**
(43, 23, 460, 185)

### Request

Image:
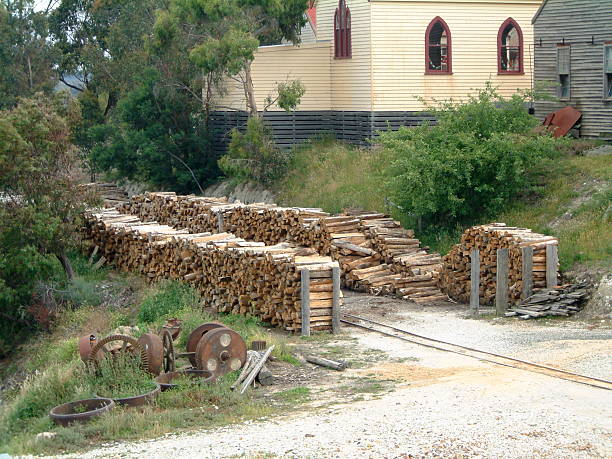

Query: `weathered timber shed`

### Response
(213, 0, 542, 150)
(532, 0, 612, 139)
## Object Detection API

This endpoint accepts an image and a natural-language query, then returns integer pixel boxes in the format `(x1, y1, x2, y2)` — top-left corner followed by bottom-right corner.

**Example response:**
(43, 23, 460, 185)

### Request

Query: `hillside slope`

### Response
(277, 139, 611, 273)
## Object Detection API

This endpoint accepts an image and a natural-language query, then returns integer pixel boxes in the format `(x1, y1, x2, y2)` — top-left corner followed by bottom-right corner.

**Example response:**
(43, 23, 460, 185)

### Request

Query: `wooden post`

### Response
(332, 266, 340, 334)
(470, 249, 480, 316)
(300, 269, 311, 337)
(217, 212, 224, 232)
(521, 246, 534, 299)
(496, 248, 509, 315)
(546, 244, 558, 288)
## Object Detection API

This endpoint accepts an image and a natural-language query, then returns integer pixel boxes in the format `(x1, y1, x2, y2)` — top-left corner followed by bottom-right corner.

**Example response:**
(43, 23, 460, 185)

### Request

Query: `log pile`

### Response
(117, 193, 448, 303)
(83, 209, 340, 332)
(506, 283, 589, 319)
(80, 182, 129, 207)
(439, 223, 559, 305)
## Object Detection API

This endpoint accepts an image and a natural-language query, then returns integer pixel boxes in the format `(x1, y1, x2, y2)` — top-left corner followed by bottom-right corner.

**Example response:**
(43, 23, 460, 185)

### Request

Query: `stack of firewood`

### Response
(83, 209, 339, 332)
(116, 193, 449, 303)
(506, 283, 589, 319)
(80, 183, 129, 207)
(439, 223, 559, 305)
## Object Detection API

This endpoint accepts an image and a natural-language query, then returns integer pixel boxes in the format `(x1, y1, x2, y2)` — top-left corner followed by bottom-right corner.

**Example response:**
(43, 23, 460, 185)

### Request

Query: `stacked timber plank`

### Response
(439, 223, 559, 305)
(117, 193, 448, 303)
(83, 209, 339, 332)
(80, 182, 129, 207)
(506, 283, 589, 319)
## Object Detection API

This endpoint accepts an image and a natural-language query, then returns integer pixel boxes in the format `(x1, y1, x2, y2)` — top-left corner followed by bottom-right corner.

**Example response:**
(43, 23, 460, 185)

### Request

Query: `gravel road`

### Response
(65, 293, 611, 458)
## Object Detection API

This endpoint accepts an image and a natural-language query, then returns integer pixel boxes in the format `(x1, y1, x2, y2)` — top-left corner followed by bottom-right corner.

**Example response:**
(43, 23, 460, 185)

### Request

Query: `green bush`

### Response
(137, 280, 199, 324)
(219, 116, 292, 185)
(380, 83, 566, 226)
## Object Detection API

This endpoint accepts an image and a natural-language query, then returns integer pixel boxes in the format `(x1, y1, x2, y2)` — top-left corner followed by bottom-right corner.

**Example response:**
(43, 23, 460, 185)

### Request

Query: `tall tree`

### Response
(152, 0, 309, 117)
(0, 0, 56, 109)
(49, 0, 163, 115)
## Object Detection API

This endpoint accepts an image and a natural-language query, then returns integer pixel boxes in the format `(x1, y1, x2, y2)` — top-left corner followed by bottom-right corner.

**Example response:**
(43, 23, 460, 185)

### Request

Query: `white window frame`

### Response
(604, 43, 612, 100)
(557, 45, 570, 100)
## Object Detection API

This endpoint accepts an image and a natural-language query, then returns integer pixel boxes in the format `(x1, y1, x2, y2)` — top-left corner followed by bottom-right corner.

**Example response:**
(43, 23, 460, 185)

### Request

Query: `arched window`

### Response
(334, 0, 351, 59)
(498, 18, 523, 74)
(425, 17, 452, 74)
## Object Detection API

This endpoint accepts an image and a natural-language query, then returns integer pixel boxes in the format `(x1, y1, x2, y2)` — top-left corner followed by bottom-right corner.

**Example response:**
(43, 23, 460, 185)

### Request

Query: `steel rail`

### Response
(341, 313, 612, 391)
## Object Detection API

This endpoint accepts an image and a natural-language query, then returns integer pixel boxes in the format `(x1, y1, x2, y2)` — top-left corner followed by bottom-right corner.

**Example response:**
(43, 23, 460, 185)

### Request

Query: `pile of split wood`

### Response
(118, 193, 448, 303)
(81, 183, 129, 207)
(506, 283, 589, 319)
(83, 209, 339, 332)
(440, 223, 559, 305)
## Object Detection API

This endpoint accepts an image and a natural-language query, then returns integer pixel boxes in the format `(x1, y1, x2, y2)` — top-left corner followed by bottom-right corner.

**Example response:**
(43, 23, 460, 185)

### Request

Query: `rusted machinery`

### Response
(78, 321, 248, 381)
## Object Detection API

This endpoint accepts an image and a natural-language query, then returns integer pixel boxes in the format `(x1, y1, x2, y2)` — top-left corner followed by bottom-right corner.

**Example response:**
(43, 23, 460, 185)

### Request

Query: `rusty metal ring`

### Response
(88, 334, 149, 370)
(161, 329, 175, 374)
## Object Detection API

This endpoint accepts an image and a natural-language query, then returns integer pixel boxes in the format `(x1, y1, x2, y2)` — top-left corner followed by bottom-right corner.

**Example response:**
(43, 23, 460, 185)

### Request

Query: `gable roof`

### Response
(532, 0, 549, 24)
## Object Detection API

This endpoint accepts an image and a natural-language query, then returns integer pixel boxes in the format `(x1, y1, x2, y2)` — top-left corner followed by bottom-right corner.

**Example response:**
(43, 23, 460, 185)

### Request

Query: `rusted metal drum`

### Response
(137, 333, 164, 376)
(194, 328, 247, 379)
(162, 318, 182, 340)
(79, 334, 101, 362)
(186, 323, 226, 366)
(50, 398, 114, 426)
(155, 370, 214, 391)
(97, 383, 161, 407)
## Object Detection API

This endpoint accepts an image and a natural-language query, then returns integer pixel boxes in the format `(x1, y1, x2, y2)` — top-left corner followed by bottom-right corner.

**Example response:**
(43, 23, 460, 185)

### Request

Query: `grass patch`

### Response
(277, 138, 387, 214)
(1, 259, 302, 456)
(277, 139, 611, 272)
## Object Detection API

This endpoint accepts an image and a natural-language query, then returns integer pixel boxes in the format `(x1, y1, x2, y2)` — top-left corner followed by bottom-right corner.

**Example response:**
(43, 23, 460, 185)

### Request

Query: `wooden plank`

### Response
(496, 248, 509, 316)
(522, 246, 534, 299)
(546, 244, 558, 288)
(332, 266, 340, 334)
(470, 249, 480, 315)
(300, 269, 311, 337)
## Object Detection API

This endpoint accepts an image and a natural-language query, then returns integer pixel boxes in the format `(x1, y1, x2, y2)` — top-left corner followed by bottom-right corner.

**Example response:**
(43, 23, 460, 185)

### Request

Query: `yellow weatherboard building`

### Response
(213, 0, 542, 149)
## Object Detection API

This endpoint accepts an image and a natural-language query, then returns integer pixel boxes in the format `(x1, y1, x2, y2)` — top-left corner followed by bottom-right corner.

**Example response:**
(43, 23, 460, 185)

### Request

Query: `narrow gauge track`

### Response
(341, 313, 612, 391)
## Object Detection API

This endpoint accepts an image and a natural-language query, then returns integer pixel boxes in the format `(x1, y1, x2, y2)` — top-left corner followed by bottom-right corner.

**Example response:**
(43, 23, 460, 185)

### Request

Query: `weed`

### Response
(137, 280, 199, 324)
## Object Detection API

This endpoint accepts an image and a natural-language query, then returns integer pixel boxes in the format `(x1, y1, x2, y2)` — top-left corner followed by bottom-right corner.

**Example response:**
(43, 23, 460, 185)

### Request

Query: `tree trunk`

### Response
(56, 251, 74, 281)
(244, 61, 259, 118)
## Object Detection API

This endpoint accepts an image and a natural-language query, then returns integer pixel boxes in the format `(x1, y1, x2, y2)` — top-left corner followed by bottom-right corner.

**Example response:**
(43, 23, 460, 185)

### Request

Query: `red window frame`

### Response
(497, 18, 524, 74)
(425, 17, 452, 74)
(334, 0, 351, 59)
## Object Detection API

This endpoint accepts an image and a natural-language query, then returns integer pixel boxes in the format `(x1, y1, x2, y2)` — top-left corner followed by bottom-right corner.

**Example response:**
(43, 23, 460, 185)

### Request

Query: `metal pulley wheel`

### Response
(194, 328, 247, 379)
(186, 323, 226, 366)
(161, 329, 176, 374)
(137, 333, 164, 375)
(88, 334, 149, 370)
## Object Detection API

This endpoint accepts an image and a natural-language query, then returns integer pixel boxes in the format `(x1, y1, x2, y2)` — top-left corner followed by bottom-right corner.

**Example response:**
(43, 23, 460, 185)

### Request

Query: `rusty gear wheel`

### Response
(88, 334, 149, 370)
(194, 328, 247, 379)
(137, 333, 164, 376)
(161, 329, 175, 374)
(186, 323, 226, 366)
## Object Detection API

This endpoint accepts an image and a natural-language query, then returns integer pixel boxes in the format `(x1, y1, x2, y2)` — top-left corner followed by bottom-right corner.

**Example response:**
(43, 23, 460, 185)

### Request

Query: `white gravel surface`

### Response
(61, 293, 611, 459)
(74, 363, 611, 459)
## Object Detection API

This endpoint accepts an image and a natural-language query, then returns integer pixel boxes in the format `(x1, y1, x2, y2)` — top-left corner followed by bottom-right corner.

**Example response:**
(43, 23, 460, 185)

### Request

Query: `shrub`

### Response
(380, 83, 566, 226)
(219, 116, 292, 185)
(137, 281, 199, 325)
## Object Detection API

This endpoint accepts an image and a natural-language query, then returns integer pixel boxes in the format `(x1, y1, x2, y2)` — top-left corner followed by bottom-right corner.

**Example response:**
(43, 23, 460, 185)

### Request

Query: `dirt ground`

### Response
(70, 292, 612, 458)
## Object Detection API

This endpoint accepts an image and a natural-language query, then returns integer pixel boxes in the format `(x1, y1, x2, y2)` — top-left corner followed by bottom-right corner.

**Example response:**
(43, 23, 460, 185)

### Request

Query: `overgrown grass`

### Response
(277, 138, 387, 215)
(2, 368, 293, 456)
(276, 139, 611, 272)
(1, 265, 302, 455)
